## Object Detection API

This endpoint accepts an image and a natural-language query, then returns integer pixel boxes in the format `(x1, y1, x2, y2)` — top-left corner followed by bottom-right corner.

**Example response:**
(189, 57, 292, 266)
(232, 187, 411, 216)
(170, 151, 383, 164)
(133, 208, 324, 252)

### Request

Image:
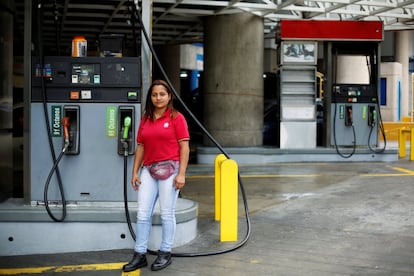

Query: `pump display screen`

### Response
(71, 63, 101, 84)
(335, 55, 371, 85)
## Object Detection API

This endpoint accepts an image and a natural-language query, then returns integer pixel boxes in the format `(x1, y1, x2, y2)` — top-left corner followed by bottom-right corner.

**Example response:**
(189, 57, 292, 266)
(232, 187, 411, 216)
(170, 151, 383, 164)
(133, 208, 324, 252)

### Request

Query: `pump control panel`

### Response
(32, 56, 141, 103)
(332, 84, 377, 104)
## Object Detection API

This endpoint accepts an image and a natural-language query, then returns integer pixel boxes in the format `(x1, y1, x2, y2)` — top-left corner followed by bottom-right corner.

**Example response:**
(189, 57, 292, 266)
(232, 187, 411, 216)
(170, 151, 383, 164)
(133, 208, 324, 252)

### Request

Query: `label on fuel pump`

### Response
(51, 105, 62, 137)
(106, 106, 117, 137)
(362, 105, 367, 119)
(339, 105, 344, 120)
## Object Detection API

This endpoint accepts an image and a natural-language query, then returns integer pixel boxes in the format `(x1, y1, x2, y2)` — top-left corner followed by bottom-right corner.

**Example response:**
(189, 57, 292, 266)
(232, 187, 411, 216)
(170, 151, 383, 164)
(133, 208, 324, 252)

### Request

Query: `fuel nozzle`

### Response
(61, 116, 71, 145)
(122, 116, 132, 156)
(118, 107, 135, 156)
(371, 109, 377, 126)
(122, 116, 132, 139)
(368, 106, 377, 127)
(345, 105, 353, 126)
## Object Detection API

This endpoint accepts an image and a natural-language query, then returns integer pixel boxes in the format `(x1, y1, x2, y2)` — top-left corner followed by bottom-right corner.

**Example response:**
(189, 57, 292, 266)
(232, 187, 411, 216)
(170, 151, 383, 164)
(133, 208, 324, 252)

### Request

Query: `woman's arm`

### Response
(174, 140, 190, 190)
(131, 143, 144, 190)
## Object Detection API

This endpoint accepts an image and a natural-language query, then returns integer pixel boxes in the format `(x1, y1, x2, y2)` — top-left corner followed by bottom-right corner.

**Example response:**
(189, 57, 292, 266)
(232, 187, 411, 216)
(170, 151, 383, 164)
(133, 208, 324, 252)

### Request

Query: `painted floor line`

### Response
(188, 165, 414, 179)
(188, 174, 322, 179)
(0, 262, 139, 275)
(391, 166, 414, 174)
(241, 174, 322, 178)
(363, 166, 414, 176)
(189, 172, 412, 179)
(362, 173, 414, 177)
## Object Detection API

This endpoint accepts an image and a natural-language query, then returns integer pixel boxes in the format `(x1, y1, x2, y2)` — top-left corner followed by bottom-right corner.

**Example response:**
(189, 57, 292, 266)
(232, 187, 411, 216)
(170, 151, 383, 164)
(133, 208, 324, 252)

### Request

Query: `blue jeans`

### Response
(134, 166, 179, 253)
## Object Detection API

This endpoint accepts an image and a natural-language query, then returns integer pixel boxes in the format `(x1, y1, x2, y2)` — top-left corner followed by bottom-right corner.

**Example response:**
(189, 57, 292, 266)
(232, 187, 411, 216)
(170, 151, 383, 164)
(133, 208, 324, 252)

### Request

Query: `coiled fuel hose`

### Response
(332, 51, 356, 159)
(43, 140, 69, 222)
(368, 103, 387, 153)
(37, 2, 67, 222)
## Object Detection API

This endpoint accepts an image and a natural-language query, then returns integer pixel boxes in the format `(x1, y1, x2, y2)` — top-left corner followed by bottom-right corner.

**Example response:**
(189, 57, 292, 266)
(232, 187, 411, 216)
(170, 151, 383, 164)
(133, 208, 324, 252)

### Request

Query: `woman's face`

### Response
(151, 84, 171, 110)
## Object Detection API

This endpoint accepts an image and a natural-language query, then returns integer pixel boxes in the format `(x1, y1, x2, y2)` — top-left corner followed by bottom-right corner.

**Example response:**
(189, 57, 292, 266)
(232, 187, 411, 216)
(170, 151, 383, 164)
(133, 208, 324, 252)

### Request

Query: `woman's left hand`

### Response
(174, 174, 186, 190)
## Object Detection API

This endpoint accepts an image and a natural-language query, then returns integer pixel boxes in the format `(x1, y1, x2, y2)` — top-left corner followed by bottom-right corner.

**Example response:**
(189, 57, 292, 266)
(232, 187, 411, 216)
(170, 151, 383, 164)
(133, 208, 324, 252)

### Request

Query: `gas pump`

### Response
(30, 56, 141, 207)
(329, 41, 385, 156)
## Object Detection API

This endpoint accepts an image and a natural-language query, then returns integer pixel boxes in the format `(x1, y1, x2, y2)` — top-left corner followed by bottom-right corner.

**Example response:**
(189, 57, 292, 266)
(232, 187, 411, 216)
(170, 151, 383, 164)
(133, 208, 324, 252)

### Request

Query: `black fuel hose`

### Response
(43, 143, 69, 221)
(364, 55, 387, 154)
(123, 142, 136, 241)
(37, 1, 67, 222)
(368, 102, 387, 153)
(122, 2, 251, 257)
(332, 50, 356, 159)
(332, 102, 356, 158)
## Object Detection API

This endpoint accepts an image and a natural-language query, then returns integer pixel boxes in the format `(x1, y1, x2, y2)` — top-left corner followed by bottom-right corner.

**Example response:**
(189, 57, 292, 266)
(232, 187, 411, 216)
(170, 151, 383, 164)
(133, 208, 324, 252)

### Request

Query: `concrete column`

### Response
(140, 0, 152, 110)
(395, 31, 413, 119)
(203, 13, 264, 146)
(380, 62, 403, 121)
(154, 44, 181, 94)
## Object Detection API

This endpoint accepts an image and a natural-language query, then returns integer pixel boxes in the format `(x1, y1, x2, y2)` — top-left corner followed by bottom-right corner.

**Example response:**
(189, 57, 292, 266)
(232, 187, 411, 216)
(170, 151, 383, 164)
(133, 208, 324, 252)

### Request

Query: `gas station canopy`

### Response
(13, 0, 414, 52)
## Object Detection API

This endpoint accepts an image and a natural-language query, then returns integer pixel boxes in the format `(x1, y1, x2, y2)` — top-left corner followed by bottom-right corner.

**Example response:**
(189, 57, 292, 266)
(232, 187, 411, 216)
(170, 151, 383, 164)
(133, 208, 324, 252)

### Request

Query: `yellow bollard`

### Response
(399, 127, 414, 160)
(399, 128, 408, 158)
(411, 129, 414, 161)
(219, 159, 238, 242)
(214, 154, 227, 221)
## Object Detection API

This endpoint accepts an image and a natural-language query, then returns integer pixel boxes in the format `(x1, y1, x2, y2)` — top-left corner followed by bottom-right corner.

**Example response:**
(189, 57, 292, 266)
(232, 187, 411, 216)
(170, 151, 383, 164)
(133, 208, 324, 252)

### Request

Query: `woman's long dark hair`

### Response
(144, 79, 176, 121)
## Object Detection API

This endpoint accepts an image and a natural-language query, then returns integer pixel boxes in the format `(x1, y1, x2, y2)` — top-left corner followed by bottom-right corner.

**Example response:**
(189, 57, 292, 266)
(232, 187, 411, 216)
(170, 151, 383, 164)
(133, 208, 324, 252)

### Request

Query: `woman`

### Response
(123, 80, 190, 272)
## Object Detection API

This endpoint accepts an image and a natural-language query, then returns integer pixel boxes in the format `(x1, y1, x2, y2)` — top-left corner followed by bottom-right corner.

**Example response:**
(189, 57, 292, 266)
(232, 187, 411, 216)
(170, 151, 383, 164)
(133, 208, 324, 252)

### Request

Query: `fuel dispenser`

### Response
(329, 42, 380, 150)
(30, 56, 140, 204)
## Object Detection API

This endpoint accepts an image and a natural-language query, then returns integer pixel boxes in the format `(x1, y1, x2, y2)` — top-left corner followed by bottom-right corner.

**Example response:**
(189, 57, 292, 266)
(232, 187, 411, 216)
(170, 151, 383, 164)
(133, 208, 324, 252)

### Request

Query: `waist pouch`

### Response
(147, 160, 179, 180)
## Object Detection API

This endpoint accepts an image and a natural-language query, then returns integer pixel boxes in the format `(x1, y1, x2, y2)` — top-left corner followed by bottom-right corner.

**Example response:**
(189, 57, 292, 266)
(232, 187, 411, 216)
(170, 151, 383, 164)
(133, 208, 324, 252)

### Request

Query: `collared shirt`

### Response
(137, 108, 190, 166)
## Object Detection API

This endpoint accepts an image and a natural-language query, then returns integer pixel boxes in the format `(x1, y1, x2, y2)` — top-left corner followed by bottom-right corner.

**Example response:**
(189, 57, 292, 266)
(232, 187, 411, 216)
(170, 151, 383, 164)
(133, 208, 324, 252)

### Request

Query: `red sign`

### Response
(280, 20, 383, 41)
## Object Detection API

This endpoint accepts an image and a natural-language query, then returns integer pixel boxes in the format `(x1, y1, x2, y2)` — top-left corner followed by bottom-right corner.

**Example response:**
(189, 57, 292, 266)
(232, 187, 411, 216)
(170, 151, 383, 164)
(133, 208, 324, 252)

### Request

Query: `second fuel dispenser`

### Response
(330, 42, 380, 148)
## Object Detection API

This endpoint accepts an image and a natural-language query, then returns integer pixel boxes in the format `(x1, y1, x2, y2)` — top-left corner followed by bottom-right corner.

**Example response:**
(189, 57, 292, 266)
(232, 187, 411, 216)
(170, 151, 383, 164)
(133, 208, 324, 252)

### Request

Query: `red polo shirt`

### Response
(137, 109, 190, 166)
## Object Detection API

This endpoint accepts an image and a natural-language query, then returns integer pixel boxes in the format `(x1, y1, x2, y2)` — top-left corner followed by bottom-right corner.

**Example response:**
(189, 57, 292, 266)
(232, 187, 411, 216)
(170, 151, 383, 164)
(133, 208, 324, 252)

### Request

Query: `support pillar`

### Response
(203, 13, 264, 146)
(395, 31, 413, 119)
(140, 0, 152, 110)
(154, 44, 181, 94)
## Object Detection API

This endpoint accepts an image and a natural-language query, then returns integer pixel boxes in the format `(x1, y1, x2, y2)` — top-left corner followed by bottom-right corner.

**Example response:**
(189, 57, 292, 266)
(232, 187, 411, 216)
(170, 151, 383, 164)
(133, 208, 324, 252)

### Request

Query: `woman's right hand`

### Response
(131, 175, 141, 191)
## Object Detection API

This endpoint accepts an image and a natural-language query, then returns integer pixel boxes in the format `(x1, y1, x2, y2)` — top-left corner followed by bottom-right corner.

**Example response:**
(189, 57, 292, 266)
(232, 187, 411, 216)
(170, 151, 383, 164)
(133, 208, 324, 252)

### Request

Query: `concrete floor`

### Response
(1, 160, 414, 275)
